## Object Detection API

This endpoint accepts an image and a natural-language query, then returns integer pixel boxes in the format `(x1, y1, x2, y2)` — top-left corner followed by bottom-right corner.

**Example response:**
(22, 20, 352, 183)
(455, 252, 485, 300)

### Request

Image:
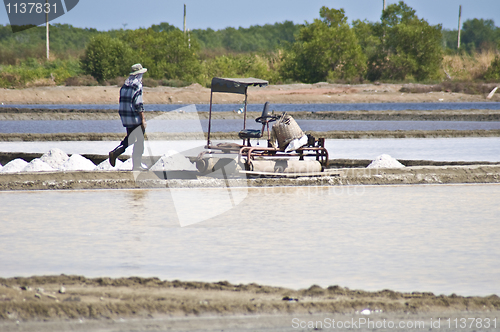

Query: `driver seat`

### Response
(238, 102, 275, 143)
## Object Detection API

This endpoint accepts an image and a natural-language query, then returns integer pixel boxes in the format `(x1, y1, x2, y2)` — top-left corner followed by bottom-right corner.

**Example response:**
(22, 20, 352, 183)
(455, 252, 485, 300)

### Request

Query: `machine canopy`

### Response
(210, 77, 269, 94)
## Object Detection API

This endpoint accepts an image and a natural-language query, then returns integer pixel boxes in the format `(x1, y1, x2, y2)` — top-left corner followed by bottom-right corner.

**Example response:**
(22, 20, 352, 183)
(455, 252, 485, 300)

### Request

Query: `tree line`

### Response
(1, 1, 499, 87)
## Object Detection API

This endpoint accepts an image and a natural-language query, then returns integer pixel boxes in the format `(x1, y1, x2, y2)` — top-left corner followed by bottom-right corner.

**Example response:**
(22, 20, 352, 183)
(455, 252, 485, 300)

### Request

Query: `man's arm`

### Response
(132, 86, 146, 129)
(140, 111, 147, 130)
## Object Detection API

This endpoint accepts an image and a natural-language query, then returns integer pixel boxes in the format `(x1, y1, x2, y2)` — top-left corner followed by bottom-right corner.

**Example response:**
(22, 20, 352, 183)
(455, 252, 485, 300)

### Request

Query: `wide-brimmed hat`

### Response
(130, 63, 147, 75)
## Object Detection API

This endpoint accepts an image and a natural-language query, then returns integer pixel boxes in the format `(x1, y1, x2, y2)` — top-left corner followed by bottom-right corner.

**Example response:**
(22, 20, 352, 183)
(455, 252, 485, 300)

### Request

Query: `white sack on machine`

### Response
(270, 112, 307, 151)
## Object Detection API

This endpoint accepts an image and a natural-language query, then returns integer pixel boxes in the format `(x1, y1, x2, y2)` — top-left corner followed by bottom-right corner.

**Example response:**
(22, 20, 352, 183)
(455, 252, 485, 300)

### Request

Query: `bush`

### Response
(121, 28, 202, 82)
(442, 51, 496, 81)
(366, 1, 443, 81)
(0, 72, 20, 87)
(0, 58, 81, 87)
(160, 79, 191, 87)
(280, 7, 366, 83)
(103, 76, 126, 86)
(142, 77, 159, 87)
(65, 75, 99, 86)
(484, 55, 500, 81)
(200, 53, 281, 85)
(400, 82, 495, 94)
(80, 35, 133, 82)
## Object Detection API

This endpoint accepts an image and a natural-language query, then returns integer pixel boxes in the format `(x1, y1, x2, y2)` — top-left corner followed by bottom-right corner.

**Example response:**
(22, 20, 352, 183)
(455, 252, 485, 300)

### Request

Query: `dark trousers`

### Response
(112, 124, 145, 167)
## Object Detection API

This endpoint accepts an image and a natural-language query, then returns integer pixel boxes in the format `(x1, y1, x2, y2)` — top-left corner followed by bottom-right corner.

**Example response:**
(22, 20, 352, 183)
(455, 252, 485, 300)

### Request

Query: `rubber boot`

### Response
(109, 144, 126, 167)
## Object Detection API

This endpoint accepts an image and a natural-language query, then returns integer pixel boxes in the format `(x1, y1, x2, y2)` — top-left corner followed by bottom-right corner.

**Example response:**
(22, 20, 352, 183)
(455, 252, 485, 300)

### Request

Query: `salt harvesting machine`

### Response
(194, 77, 331, 177)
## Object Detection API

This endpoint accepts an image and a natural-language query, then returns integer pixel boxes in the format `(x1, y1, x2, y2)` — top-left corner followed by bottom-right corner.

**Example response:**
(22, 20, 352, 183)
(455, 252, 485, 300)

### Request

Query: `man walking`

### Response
(109, 63, 148, 171)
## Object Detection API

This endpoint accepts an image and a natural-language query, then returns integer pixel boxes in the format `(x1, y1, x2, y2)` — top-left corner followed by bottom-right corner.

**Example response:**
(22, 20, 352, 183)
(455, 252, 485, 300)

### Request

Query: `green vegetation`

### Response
(280, 7, 366, 83)
(365, 2, 444, 81)
(80, 34, 132, 82)
(121, 29, 201, 82)
(484, 55, 500, 81)
(200, 53, 280, 84)
(191, 21, 300, 53)
(443, 18, 500, 52)
(1, 1, 499, 88)
(0, 57, 82, 88)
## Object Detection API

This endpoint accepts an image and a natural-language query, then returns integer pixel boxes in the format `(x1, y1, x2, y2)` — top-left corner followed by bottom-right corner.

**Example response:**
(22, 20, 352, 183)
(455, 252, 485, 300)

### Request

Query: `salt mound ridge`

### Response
(118, 159, 133, 171)
(117, 159, 149, 171)
(40, 148, 69, 169)
(23, 159, 55, 172)
(60, 154, 96, 171)
(150, 150, 196, 171)
(367, 154, 405, 168)
(1, 158, 28, 173)
(96, 158, 123, 171)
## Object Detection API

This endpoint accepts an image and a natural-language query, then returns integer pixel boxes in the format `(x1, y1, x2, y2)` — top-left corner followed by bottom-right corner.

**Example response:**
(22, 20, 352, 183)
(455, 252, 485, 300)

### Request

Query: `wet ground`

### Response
(1, 276, 500, 331)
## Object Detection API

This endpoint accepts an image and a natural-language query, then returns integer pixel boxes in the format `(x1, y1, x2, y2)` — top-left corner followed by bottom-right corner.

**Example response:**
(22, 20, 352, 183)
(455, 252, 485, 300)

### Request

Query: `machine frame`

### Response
(200, 77, 329, 174)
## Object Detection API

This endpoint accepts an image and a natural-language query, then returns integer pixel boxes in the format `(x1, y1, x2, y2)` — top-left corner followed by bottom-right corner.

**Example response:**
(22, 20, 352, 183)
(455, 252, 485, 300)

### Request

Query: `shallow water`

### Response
(1, 184, 499, 296)
(0, 119, 500, 134)
(3, 119, 500, 134)
(2, 102, 500, 112)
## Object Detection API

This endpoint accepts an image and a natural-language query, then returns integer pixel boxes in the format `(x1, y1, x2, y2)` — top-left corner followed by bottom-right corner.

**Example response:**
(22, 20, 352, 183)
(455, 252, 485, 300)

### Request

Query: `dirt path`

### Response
(1, 164, 500, 191)
(1, 83, 499, 105)
(1, 129, 500, 143)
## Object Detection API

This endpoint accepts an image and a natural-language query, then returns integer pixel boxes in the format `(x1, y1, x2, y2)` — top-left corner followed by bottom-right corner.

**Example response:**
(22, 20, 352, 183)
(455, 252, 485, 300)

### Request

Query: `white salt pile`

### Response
(1, 158, 28, 173)
(22, 159, 55, 172)
(95, 158, 124, 171)
(150, 150, 196, 171)
(40, 148, 69, 170)
(118, 159, 133, 171)
(60, 154, 96, 171)
(116, 158, 147, 171)
(367, 154, 405, 168)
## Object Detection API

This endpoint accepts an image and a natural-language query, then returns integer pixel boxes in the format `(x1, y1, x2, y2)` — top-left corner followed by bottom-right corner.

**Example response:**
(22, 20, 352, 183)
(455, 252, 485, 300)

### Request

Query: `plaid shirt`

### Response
(118, 75, 144, 128)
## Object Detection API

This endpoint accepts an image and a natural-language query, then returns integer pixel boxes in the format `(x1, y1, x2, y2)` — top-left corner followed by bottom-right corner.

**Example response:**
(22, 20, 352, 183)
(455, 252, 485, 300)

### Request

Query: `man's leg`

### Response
(129, 125, 145, 170)
(109, 128, 133, 167)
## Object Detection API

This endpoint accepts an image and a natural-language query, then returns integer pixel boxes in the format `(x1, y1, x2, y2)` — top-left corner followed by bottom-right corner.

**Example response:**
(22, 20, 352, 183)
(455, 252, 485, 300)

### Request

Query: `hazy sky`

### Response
(1, 0, 500, 31)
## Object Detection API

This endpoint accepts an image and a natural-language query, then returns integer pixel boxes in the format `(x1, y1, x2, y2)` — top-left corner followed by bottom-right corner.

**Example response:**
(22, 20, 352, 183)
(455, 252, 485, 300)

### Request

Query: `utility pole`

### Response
(457, 5, 462, 49)
(383, 0, 386, 11)
(46, 0, 49, 59)
(183, 4, 186, 35)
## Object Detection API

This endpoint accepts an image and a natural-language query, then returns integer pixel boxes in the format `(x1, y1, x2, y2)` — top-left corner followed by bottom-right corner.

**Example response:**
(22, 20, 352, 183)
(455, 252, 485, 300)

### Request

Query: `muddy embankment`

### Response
(1, 275, 499, 322)
(1, 161, 500, 191)
(1, 82, 499, 105)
